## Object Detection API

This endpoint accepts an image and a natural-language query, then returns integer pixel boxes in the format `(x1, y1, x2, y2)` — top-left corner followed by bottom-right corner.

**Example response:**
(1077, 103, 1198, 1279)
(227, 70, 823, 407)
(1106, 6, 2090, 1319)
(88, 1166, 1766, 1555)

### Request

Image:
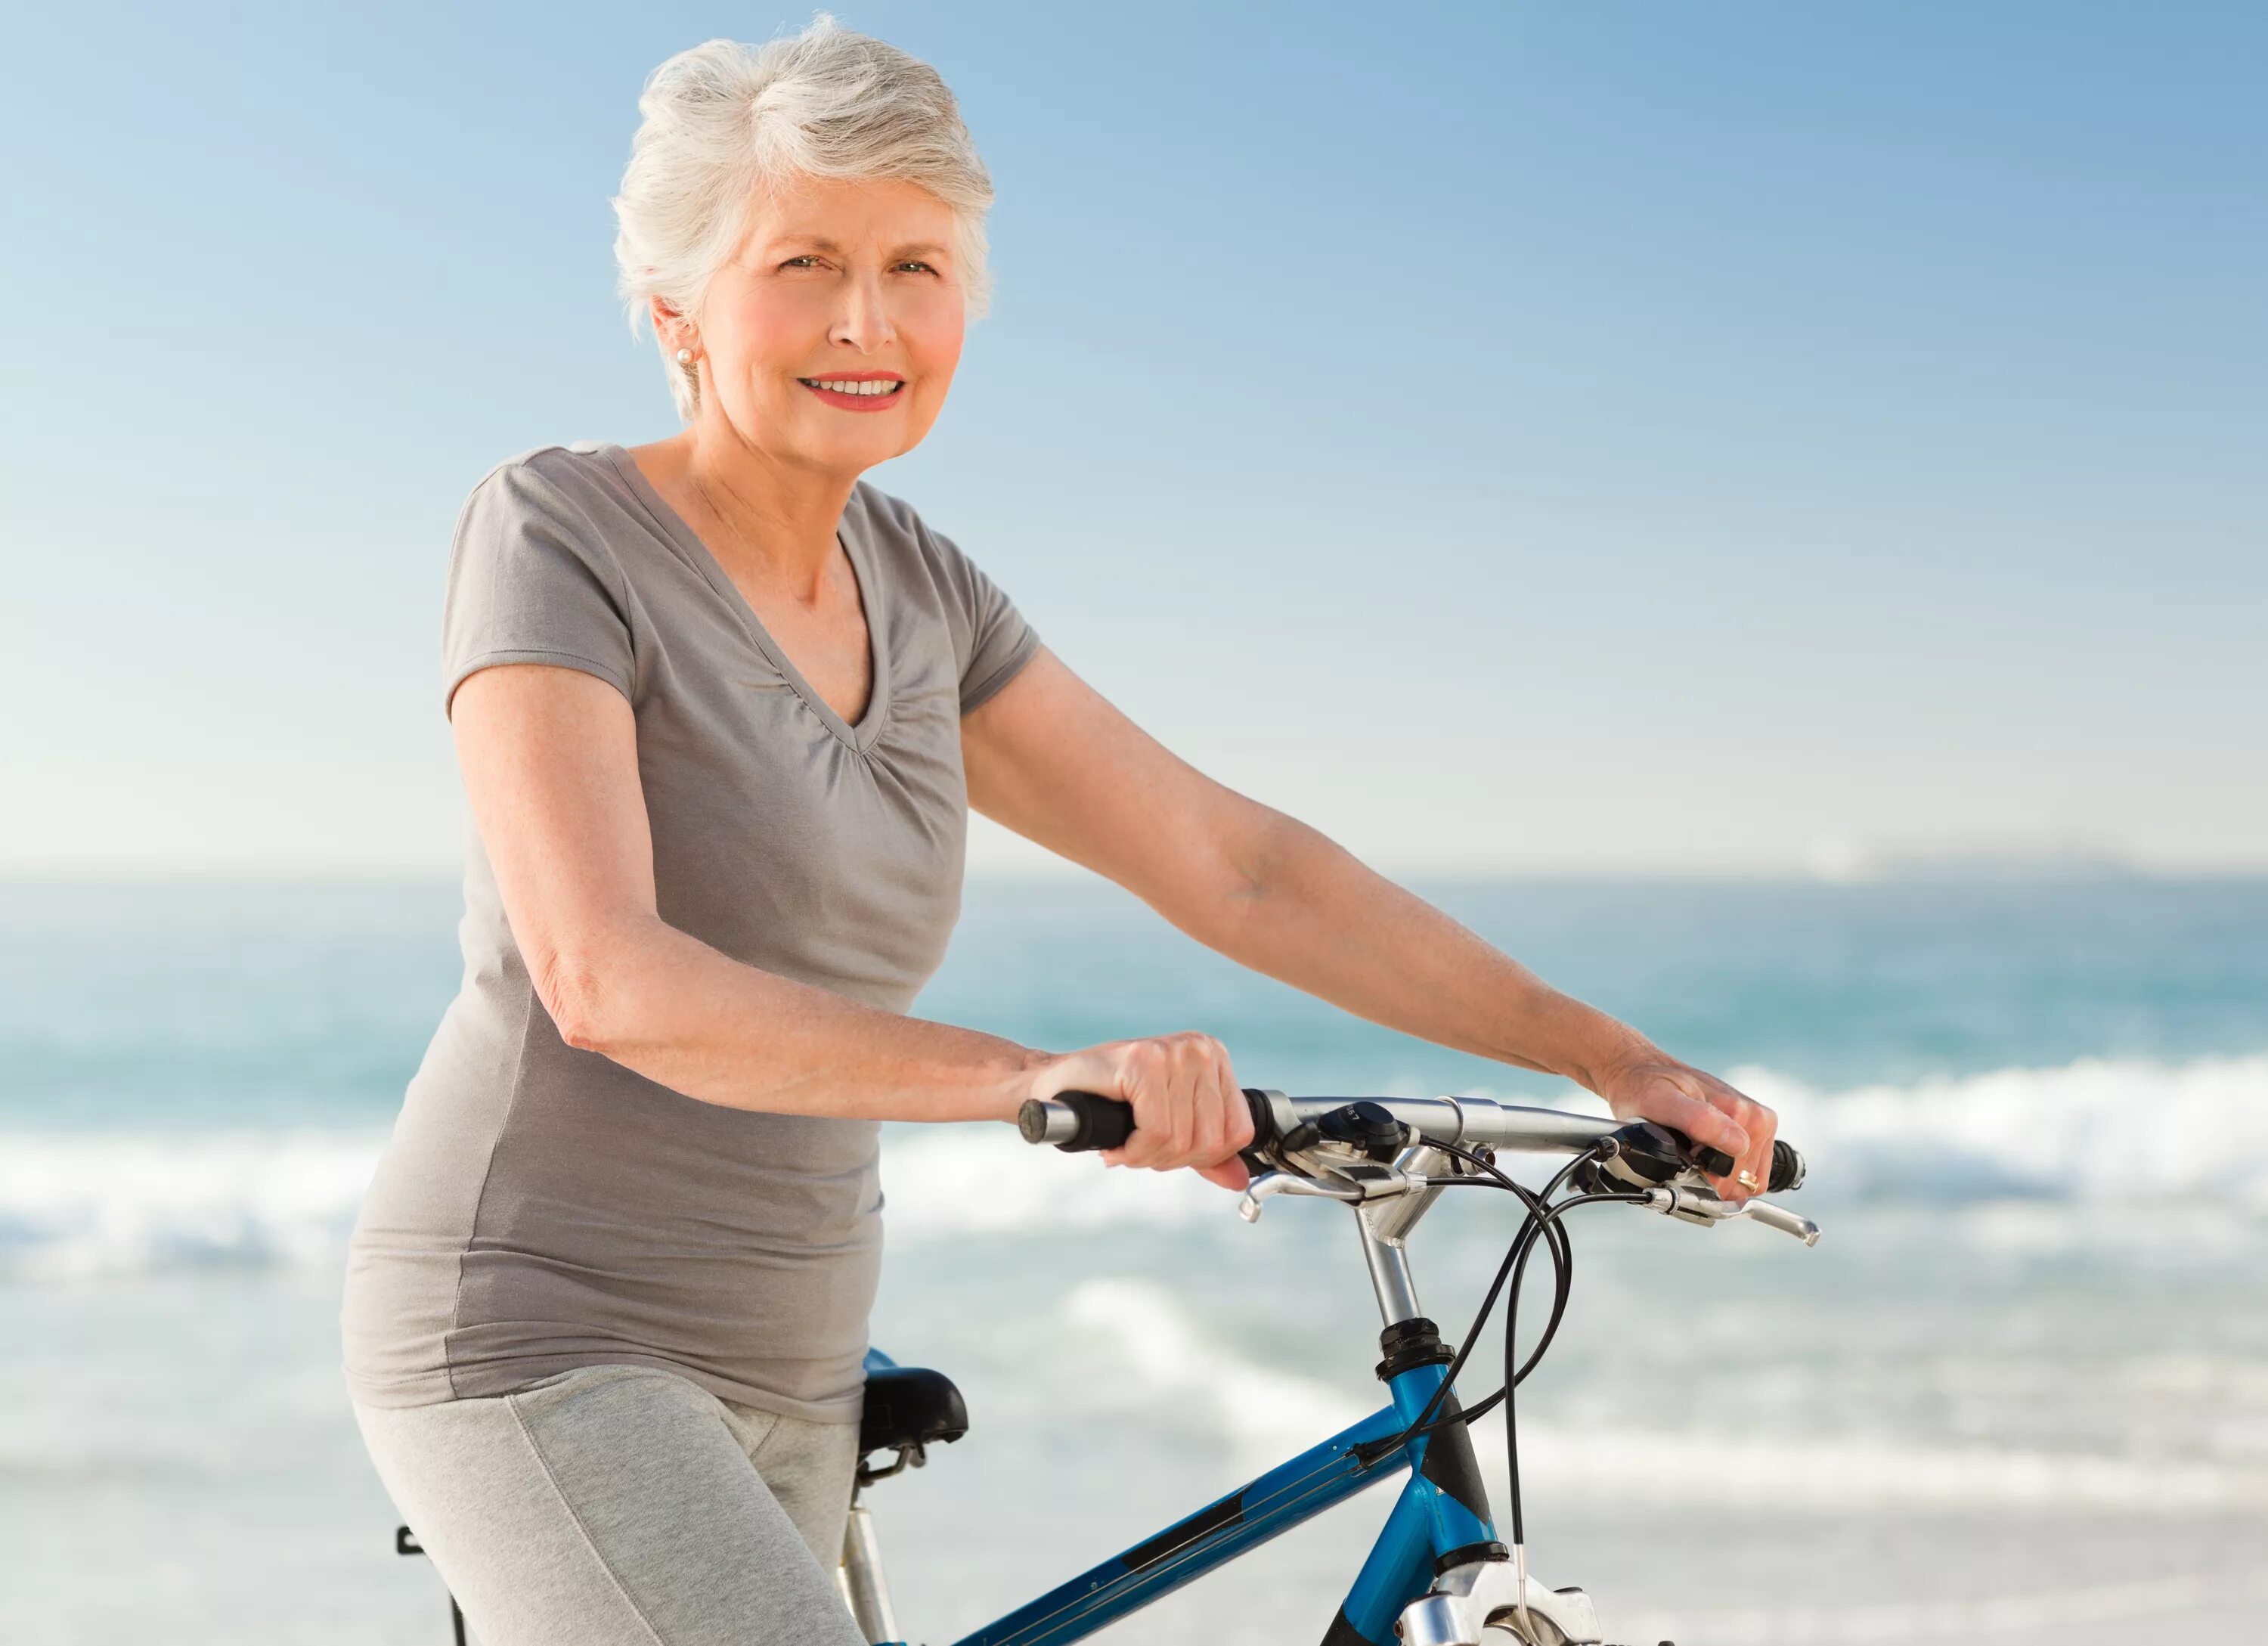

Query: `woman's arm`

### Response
(962, 648, 1779, 1201)
(448, 662, 1256, 1185)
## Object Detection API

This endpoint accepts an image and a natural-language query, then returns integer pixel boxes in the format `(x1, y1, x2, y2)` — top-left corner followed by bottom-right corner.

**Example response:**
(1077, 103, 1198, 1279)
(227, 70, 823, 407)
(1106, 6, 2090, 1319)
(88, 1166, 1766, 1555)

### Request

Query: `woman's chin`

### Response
(792, 426, 923, 474)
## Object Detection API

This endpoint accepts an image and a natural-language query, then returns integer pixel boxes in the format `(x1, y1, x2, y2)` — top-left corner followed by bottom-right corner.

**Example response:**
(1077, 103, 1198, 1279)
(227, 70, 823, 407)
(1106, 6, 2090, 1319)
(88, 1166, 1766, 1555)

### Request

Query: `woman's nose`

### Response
(829, 271, 898, 353)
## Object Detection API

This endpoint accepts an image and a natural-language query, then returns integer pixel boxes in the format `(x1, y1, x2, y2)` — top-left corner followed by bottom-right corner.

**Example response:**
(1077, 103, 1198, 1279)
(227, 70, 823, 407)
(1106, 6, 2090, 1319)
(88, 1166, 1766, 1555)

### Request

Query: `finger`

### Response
(1656, 1084, 1752, 1168)
(1701, 1080, 1773, 1203)
(1162, 1037, 1201, 1167)
(1117, 1046, 1165, 1170)
(1225, 1063, 1256, 1153)
(1152, 1043, 1188, 1170)
(1703, 1106, 1754, 1201)
(1179, 1050, 1216, 1167)
(1210, 1038, 1254, 1155)
(1129, 1038, 1184, 1170)
(1190, 1040, 1232, 1164)
(1737, 1099, 1779, 1202)
(1196, 1155, 1250, 1192)
(1217, 1047, 1251, 1158)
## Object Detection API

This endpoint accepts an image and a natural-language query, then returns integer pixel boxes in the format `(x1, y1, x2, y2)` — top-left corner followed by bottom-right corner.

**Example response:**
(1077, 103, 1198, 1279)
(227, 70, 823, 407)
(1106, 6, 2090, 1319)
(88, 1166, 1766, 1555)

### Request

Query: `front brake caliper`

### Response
(1399, 1559, 1605, 1646)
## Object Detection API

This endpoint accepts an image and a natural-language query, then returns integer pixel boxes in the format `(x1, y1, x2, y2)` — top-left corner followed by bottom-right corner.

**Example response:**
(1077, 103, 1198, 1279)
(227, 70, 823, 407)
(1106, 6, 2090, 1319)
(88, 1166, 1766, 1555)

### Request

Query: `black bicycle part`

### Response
(1586, 1122, 1692, 1187)
(1374, 1316, 1456, 1381)
(397, 1526, 469, 1646)
(859, 1365, 968, 1454)
(855, 1363, 970, 1486)
(1020, 1088, 1278, 1173)
(1579, 1121, 1806, 1195)
(1021, 1089, 1134, 1150)
(1771, 1137, 1806, 1191)
(1433, 1540, 1510, 1576)
(1316, 1099, 1412, 1161)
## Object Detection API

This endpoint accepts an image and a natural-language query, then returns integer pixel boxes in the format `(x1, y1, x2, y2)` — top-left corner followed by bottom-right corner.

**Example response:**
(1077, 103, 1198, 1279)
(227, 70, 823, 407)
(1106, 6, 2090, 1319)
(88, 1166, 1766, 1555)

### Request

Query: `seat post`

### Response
(837, 1490, 901, 1644)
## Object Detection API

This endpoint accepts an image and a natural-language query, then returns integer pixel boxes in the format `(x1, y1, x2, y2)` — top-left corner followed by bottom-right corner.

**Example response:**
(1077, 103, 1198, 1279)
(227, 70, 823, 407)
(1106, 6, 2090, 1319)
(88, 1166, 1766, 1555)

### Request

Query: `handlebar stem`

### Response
(1357, 1214, 1427, 1326)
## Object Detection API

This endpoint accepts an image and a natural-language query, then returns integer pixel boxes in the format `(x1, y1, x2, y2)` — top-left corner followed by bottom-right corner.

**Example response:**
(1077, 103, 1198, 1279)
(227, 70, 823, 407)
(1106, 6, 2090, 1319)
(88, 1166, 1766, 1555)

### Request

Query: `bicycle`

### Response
(399, 1088, 1814, 1645)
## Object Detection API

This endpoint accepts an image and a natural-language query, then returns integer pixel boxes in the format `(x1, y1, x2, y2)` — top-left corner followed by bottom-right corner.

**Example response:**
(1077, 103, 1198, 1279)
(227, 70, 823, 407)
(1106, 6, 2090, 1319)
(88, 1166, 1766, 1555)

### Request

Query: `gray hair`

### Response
(612, 15, 994, 420)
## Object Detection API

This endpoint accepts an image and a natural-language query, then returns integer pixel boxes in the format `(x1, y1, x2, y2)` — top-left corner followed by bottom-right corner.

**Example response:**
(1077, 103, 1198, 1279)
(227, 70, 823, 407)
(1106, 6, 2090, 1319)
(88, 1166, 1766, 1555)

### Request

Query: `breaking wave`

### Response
(1, 1053, 2260, 1277)
(1061, 1278, 2268, 1513)
(1731, 1052, 2268, 1207)
(0, 1129, 383, 1280)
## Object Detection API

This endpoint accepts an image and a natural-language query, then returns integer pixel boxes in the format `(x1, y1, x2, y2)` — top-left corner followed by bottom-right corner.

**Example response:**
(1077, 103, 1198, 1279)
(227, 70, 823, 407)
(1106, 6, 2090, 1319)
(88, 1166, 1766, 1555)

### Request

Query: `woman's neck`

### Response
(652, 422, 857, 597)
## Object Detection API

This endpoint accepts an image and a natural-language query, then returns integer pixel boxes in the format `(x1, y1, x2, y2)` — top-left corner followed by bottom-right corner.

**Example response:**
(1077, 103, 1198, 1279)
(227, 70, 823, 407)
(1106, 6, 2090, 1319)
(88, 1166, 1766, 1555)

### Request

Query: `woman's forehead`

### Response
(749, 175, 955, 247)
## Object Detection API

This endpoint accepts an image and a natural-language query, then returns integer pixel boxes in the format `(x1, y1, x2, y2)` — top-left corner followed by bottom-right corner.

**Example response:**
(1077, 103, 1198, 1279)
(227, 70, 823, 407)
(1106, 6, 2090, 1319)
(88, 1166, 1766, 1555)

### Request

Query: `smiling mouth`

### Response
(798, 377, 905, 398)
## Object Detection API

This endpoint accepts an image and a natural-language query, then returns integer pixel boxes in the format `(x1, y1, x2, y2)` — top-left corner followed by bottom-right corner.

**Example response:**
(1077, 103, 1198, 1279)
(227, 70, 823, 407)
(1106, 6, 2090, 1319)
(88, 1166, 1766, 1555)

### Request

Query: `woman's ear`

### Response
(650, 297, 696, 359)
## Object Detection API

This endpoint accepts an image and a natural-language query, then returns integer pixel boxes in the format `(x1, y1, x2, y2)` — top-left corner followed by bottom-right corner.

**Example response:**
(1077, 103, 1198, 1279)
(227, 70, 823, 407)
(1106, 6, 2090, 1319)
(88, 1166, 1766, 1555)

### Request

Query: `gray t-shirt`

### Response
(342, 442, 1039, 1420)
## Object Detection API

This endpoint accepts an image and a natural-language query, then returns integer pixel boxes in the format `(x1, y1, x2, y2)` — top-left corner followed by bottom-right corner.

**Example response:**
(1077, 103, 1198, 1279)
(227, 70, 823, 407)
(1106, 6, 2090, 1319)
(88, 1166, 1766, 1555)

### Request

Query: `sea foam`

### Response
(1058, 1277, 2268, 1513)
(1, 1053, 2261, 1278)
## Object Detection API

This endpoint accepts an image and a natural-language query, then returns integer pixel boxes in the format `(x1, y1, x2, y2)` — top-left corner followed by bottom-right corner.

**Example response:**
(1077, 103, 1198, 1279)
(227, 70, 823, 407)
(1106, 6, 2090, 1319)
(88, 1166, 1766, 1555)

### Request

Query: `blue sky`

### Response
(3, 2, 2261, 875)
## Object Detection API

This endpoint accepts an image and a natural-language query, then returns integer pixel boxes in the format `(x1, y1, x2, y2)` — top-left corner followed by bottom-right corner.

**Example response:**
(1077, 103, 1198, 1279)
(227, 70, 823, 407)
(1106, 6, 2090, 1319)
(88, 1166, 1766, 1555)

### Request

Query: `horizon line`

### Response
(3, 864, 2265, 888)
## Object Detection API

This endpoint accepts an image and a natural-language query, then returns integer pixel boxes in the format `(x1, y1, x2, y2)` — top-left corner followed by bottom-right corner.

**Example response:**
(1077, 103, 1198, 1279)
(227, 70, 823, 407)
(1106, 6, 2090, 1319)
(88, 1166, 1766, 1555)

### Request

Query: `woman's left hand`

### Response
(1594, 1050, 1778, 1205)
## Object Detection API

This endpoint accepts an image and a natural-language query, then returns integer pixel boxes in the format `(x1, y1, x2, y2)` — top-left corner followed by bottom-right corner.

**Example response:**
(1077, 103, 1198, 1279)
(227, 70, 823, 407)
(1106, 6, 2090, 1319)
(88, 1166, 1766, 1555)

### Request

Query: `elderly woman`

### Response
(342, 19, 1774, 1646)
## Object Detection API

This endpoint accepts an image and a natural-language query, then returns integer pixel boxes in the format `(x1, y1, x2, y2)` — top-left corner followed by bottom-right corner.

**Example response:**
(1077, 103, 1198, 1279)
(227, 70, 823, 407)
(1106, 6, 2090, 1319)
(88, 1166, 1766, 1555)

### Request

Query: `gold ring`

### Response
(1735, 1169, 1761, 1190)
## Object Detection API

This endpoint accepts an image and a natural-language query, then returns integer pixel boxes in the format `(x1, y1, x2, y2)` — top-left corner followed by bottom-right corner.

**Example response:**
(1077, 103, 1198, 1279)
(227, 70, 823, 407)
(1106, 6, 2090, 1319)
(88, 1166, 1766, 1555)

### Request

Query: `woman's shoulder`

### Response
(846, 479, 984, 586)
(460, 442, 631, 516)
(444, 443, 657, 607)
(845, 476, 922, 542)
(440, 445, 643, 708)
(847, 482, 1033, 692)
(453, 443, 659, 561)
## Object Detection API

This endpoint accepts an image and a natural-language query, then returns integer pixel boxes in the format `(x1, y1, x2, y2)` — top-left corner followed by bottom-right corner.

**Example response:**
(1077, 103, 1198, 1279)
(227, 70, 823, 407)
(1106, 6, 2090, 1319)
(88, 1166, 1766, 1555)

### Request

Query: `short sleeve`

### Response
(921, 520, 1041, 713)
(441, 456, 638, 718)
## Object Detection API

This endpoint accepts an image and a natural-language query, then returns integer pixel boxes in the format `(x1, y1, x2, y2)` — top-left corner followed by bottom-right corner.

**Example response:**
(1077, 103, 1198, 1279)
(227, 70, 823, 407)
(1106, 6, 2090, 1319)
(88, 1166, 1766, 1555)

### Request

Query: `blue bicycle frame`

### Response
(940, 1352, 1494, 1646)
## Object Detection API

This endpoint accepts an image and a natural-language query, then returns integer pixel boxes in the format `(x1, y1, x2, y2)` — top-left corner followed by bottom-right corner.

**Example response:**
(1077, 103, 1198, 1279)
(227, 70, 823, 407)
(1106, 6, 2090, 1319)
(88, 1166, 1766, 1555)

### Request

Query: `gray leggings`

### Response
(354, 1364, 867, 1646)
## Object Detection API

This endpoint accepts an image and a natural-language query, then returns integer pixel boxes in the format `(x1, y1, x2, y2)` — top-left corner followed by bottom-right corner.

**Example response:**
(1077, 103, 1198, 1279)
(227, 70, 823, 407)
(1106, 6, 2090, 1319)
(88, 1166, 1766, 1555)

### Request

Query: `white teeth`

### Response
(809, 378, 900, 395)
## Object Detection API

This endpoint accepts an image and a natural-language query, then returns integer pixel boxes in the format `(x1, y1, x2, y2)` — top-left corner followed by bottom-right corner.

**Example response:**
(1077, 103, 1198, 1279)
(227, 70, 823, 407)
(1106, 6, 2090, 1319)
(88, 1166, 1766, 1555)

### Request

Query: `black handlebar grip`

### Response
(1696, 1139, 1808, 1191)
(1771, 1139, 1806, 1193)
(1659, 1126, 1805, 1192)
(1018, 1088, 1278, 1157)
(1033, 1090, 1135, 1152)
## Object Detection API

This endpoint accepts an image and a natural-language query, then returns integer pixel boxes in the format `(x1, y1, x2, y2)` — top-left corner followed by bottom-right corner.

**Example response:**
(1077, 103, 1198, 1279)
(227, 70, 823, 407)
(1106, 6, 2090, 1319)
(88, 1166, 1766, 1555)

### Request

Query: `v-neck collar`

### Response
(600, 442, 891, 754)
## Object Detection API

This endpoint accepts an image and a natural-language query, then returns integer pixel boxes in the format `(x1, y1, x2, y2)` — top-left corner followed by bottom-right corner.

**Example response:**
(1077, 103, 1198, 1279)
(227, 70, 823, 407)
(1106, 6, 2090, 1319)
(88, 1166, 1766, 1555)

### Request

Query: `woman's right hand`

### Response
(1030, 1032, 1256, 1191)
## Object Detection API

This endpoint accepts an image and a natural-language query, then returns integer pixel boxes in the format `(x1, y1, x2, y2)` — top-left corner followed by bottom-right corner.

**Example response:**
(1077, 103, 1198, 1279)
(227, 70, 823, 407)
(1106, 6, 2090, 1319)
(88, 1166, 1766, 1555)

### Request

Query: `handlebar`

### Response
(1017, 1087, 1805, 1195)
(1018, 1089, 1621, 1157)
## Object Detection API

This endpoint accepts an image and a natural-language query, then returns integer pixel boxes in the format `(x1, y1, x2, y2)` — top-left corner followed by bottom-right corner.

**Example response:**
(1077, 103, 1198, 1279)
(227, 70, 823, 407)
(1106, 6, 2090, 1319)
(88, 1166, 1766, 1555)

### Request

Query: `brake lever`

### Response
(1238, 1170, 1363, 1222)
(1639, 1183, 1820, 1246)
(1738, 1198, 1821, 1245)
(1238, 1162, 1428, 1223)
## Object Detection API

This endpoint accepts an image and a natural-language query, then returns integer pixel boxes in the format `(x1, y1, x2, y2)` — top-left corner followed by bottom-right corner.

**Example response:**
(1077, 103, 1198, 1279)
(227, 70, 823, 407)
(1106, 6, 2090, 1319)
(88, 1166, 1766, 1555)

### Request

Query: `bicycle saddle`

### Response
(859, 1365, 968, 1458)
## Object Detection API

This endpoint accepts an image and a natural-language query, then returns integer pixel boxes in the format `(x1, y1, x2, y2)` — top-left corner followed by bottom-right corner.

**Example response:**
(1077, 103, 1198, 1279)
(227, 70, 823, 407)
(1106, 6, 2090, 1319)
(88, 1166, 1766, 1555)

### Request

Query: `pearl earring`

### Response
(675, 348, 694, 366)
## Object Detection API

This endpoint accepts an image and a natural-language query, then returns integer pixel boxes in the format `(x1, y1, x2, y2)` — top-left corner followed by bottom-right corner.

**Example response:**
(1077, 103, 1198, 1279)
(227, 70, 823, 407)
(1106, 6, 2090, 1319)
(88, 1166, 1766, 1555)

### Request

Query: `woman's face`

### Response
(683, 174, 967, 474)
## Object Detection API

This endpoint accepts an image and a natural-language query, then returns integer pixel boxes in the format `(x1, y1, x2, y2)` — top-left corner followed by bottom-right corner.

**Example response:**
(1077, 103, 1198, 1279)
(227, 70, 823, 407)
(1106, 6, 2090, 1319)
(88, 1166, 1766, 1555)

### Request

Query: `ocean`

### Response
(2, 874, 2263, 1644)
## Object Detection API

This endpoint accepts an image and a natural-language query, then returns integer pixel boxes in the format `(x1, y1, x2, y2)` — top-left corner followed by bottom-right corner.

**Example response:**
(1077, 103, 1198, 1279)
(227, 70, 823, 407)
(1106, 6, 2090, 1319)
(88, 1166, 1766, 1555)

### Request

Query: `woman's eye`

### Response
(780, 256, 824, 270)
(894, 261, 937, 274)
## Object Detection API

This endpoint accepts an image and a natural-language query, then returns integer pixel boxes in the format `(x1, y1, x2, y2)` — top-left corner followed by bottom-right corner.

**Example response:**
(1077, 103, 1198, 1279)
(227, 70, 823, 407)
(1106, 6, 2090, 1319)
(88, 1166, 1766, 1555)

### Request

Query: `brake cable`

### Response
(1354, 1142, 1589, 1464)
(1352, 1137, 1648, 1567)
